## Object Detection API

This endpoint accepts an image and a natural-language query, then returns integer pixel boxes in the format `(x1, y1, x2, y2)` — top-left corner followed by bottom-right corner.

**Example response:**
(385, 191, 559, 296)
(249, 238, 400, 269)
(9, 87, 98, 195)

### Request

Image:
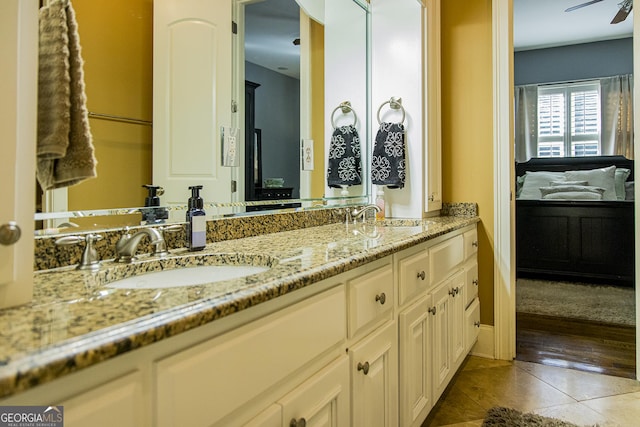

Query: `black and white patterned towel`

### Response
(371, 122, 406, 189)
(327, 125, 362, 188)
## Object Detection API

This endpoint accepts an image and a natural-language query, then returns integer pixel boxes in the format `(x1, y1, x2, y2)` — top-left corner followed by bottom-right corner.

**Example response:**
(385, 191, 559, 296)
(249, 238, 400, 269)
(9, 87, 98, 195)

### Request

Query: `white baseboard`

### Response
(470, 324, 495, 359)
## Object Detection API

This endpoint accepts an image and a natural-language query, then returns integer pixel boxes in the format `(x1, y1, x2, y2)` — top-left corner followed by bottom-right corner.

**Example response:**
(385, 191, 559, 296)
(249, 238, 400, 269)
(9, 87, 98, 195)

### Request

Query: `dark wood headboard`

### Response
(515, 155, 634, 181)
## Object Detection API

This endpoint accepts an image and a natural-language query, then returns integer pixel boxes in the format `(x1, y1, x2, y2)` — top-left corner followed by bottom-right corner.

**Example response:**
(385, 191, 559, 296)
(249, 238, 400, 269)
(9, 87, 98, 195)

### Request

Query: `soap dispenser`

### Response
(186, 185, 206, 251)
(375, 188, 385, 220)
(141, 185, 169, 224)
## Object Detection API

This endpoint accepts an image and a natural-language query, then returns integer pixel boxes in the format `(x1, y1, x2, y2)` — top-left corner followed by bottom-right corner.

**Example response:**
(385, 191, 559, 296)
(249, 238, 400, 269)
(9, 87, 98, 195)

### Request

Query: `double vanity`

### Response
(0, 209, 479, 427)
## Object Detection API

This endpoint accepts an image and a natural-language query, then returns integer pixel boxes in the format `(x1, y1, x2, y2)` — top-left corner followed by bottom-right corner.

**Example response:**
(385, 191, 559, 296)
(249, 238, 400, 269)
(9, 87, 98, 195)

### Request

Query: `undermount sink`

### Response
(378, 219, 426, 227)
(103, 253, 275, 290)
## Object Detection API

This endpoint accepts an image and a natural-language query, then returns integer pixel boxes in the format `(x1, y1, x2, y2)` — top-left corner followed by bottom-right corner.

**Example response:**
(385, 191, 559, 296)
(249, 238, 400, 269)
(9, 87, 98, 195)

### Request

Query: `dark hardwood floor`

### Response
(516, 312, 636, 379)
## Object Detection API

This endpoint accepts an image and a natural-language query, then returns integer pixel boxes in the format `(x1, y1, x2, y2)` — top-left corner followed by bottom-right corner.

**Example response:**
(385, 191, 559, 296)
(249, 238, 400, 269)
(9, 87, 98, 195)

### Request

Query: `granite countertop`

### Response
(0, 216, 478, 398)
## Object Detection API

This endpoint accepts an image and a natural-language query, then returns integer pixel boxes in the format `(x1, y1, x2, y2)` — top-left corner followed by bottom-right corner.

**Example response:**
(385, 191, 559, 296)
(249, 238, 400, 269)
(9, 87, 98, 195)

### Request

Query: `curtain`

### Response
(600, 74, 634, 159)
(514, 84, 538, 162)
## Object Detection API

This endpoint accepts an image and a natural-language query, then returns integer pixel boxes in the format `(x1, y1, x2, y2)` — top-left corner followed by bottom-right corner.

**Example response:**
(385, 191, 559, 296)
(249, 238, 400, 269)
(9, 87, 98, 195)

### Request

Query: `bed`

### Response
(515, 155, 635, 286)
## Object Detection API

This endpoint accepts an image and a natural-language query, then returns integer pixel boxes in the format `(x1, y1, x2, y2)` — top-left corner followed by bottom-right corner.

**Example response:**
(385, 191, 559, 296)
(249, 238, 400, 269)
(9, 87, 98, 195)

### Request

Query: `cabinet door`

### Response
(0, 0, 36, 308)
(430, 280, 451, 401)
(464, 260, 478, 308)
(279, 357, 350, 427)
(450, 271, 466, 371)
(398, 296, 432, 427)
(465, 297, 481, 352)
(62, 372, 145, 427)
(350, 321, 398, 427)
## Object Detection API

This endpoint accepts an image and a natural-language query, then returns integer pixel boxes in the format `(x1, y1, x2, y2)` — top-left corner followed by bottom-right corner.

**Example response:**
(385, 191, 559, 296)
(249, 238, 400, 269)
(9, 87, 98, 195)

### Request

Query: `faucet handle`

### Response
(153, 224, 181, 257)
(55, 233, 103, 271)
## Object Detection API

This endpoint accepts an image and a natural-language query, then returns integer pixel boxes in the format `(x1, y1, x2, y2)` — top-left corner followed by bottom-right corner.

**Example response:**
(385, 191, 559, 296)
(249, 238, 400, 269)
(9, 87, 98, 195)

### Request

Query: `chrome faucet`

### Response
(346, 204, 381, 224)
(115, 227, 165, 263)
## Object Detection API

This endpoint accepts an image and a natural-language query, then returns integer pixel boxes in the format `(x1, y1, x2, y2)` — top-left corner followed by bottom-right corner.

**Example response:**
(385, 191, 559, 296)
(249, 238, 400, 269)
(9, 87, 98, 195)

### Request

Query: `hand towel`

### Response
(327, 125, 362, 188)
(371, 122, 406, 189)
(37, 0, 97, 191)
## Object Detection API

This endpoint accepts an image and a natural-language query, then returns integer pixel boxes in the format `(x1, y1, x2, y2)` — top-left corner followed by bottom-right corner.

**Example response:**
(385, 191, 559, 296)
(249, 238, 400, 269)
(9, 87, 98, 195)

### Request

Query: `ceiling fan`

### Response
(565, 0, 633, 24)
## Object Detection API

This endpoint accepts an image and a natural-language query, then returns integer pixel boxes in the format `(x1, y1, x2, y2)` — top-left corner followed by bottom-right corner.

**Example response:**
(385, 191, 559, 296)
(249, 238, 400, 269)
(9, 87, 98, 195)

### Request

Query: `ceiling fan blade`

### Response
(565, 0, 604, 12)
(611, 3, 632, 24)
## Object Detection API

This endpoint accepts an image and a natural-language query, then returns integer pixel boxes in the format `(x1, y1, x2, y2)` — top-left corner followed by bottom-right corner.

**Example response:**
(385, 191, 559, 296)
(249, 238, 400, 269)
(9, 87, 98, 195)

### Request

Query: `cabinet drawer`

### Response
(155, 286, 346, 427)
(397, 249, 430, 306)
(463, 228, 478, 260)
(348, 264, 394, 338)
(464, 261, 478, 308)
(465, 297, 480, 352)
(429, 235, 463, 285)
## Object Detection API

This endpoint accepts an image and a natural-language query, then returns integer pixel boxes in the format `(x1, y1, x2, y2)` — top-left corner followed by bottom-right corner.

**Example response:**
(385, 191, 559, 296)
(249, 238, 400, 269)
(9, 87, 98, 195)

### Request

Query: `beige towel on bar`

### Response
(37, 0, 97, 191)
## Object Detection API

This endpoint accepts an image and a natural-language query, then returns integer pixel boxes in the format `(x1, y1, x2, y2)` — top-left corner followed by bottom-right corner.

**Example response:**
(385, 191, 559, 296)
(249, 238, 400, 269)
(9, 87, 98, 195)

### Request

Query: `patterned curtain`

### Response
(514, 84, 538, 162)
(600, 74, 634, 159)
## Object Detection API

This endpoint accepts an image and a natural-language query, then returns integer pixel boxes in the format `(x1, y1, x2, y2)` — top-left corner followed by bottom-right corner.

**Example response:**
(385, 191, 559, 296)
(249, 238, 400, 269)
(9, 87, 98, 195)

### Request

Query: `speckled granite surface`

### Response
(34, 208, 347, 271)
(3, 214, 478, 399)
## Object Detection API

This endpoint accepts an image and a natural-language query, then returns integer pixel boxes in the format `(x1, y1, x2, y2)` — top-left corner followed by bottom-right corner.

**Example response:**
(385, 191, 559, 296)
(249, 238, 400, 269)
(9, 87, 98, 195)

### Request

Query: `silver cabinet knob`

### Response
(428, 306, 437, 315)
(375, 293, 386, 305)
(472, 240, 479, 248)
(357, 361, 370, 375)
(472, 279, 479, 286)
(474, 321, 481, 328)
(417, 270, 426, 280)
(0, 222, 21, 246)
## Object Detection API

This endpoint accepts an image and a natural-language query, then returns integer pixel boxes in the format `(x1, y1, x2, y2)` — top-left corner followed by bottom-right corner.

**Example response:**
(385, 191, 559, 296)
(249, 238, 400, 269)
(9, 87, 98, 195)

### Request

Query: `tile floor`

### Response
(424, 356, 640, 427)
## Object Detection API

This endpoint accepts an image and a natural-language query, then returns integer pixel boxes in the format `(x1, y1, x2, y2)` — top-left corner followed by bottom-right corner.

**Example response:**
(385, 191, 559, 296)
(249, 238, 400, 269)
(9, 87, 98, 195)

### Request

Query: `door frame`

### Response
(492, 0, 640, 378)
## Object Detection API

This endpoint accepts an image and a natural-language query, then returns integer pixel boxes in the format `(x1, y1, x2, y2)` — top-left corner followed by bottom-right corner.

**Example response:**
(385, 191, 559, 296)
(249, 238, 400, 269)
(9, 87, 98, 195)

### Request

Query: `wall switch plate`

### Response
(221, 126, 239, 167)
(301, 139, 314, 170)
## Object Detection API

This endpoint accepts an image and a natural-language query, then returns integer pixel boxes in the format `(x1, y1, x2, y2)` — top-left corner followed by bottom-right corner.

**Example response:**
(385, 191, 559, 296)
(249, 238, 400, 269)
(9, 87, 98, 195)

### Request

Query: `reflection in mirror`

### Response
(34, 0, 370, 235)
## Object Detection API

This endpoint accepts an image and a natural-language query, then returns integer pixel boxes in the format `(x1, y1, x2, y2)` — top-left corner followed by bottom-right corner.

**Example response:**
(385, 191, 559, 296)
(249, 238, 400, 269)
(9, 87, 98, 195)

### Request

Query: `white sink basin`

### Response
(102, 253, 275, 290)
(105, 265, 271, 289)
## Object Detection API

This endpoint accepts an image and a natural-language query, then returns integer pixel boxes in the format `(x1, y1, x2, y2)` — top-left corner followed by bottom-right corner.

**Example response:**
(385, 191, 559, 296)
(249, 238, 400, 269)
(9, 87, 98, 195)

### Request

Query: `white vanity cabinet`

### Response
(462, 228, 481, 352)
(155, 285, 347, 427)
(345, 257, 398, 427)
(395, 224, 480, 426)
(1, 224, 479, 427)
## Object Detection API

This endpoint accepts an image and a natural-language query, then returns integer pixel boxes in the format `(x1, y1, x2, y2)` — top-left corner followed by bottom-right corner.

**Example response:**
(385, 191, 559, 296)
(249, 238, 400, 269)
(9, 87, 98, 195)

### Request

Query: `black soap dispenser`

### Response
(186, 185, 206, 251)
(141, 185, 169, 224)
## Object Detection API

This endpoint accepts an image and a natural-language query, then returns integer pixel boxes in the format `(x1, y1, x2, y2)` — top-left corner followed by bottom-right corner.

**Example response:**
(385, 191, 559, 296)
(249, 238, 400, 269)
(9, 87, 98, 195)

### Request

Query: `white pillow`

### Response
(550, 180, 588, 187)
(543, 191, 603, 200)
(615, 168, 631, 200)
(539, 185, 605, 197)
(625, 181, 634, 200)
(564, 166, 617, 201)
(518, 171, 565, 199)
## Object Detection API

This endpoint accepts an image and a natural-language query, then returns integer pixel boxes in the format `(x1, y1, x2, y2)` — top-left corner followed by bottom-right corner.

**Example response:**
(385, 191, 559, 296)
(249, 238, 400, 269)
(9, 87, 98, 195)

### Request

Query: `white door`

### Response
(153, 0, 233, 214)
(0, 0, 36, 308)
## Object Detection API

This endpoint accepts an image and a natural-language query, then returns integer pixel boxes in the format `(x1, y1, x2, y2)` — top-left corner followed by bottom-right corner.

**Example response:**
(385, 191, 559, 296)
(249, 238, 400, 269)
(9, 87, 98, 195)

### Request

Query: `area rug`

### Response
(516, 279, 635, 326)
(482, 406, 595, 427)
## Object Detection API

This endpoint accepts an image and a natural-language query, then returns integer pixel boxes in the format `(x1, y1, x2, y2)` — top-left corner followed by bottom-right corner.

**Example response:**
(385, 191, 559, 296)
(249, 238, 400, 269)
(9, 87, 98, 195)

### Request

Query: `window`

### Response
(537, 82, 601, 157)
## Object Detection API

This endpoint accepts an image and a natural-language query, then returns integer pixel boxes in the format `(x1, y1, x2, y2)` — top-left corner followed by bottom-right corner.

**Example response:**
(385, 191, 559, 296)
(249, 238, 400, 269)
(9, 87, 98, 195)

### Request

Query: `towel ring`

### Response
(377, 97, 406, 125)
(331, 101, 358, 129)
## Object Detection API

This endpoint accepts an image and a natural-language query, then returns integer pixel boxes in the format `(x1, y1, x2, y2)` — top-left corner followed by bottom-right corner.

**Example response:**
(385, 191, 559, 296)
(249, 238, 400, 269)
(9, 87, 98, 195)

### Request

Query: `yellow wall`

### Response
(441, 0, 495, 324)
(69, 0, 153, 224)
(310, 20, 325, 199)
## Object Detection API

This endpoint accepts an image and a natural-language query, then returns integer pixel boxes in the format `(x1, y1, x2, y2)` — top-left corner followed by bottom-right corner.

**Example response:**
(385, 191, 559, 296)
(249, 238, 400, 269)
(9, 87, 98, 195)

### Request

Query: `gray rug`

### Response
(516, 279, 635, 326)
(482, 407, 596, 427)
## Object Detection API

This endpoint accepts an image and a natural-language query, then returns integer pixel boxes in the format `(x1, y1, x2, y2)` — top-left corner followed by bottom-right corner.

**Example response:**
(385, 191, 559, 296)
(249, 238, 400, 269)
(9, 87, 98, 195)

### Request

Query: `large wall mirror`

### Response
(34, 0, 370, 233)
